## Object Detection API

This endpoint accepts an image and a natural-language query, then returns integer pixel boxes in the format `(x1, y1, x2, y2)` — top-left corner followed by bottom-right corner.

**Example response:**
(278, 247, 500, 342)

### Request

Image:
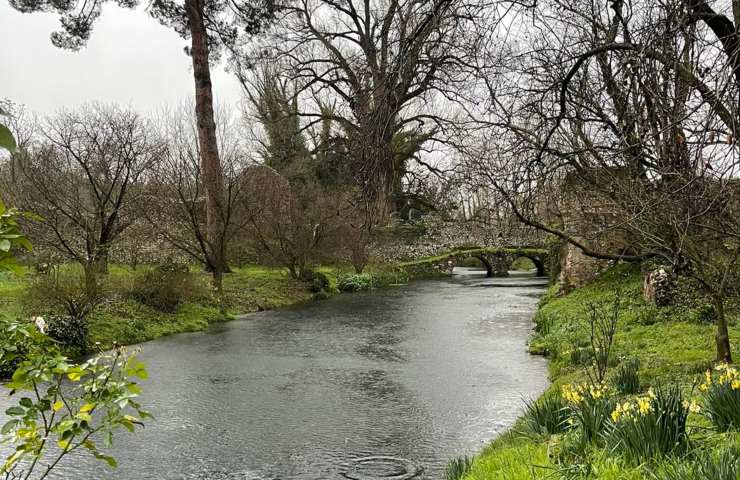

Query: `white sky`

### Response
(0, 2, 243, 114)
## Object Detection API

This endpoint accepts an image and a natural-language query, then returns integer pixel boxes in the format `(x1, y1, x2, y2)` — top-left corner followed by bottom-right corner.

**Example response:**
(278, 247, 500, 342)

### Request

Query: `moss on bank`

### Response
(461, 263, 740, 480)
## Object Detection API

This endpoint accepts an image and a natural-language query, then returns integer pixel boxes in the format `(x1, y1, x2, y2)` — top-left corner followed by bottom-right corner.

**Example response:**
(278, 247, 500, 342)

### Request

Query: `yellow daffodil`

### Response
(636, 397, 651, 415)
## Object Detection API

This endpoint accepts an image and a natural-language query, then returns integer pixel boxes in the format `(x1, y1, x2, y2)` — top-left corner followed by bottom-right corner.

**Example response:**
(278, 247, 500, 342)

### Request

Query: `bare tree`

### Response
(6, 104, 159, 296)
(146, 103, 248, 279)
(235, 165, 346, 278)
(467, 0, 740, 361)
(7, 0, 280, 293)
(245, 0, 491, 214)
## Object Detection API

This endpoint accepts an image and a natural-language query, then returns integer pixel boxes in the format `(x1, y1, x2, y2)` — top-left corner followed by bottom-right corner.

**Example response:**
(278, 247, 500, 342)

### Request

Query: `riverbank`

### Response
(459, 263, 740, 479)
(0, 263, 414, 352)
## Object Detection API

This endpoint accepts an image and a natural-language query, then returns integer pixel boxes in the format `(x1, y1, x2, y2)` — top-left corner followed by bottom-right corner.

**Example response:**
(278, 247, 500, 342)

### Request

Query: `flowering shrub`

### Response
(699, 363, 740, 432)
(606, 385, 689, 464)
(561, 383, 614, 444)
(0, 317, 149, 477)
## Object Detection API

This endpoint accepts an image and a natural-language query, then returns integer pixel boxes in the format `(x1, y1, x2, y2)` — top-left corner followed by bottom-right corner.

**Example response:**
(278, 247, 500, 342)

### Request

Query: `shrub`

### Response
(652, 447, 740, 480)
(561, 383, 615, 445)
(130, 263, 199, 313)
(444, 456, 473, 480)
(301, 270, 337, 296)
(25, 270, 100, 319)
(606, 385, 690, 465)
(338, 273, 373, 292)
(46, 314, 88, 355)
(699, 363, 740, 432)
(613, 358, 640, 394)
(521, 394, 571, 437)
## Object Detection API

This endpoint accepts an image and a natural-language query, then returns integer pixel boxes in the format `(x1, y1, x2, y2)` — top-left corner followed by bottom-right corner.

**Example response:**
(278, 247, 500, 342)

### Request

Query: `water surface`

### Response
(1, 269, 549, 479)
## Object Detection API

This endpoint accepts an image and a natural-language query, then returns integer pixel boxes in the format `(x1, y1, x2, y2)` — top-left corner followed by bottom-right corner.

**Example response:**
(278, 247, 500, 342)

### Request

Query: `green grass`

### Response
(0, 262, 420, 351)
(0, 264, 317, 350)
(0, 271, 25, 321)
(462, 263, 740, 479)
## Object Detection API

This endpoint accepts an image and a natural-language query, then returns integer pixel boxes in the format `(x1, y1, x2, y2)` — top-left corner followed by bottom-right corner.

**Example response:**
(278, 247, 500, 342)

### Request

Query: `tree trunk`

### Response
(713, 295, 733, 363)
(185, 0, 227, 293)
(94, 250, 109, 275)
(82, 260, 99, 301)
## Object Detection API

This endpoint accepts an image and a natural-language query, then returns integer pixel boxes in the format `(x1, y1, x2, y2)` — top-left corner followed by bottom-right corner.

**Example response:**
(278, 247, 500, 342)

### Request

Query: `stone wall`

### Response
(558, 244, 610, 292)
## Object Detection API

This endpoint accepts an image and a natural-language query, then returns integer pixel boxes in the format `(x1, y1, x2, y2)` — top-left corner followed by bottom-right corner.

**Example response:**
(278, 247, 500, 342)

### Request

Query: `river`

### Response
(1, 269, 549, 479)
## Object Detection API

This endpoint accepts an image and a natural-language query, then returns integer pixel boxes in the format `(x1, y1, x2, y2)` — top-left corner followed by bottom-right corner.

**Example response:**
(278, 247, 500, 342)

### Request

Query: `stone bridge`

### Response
(400, 247, 550, 278)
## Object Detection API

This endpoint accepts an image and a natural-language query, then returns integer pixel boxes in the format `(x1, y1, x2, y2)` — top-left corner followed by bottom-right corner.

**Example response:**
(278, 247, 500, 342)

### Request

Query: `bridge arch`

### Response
(400, 247, 550, 279)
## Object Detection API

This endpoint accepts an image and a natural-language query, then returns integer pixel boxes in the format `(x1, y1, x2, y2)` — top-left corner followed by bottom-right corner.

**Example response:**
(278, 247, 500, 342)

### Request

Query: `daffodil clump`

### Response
(700, 363, 740, 432)
(560, 383, 614, 444)
(606, 384, 689, 465)
(561, 382, 609, 404)
(610, 388, 658, 423)
(700, 363, 740, 392)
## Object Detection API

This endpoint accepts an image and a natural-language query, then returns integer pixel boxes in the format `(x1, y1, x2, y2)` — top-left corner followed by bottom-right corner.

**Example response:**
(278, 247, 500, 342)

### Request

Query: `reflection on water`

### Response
(0, 269, 549, 479)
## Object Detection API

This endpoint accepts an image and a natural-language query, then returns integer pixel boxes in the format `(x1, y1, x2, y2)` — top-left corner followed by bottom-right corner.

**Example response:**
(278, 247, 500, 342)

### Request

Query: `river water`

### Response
(1, 269, 549, 480)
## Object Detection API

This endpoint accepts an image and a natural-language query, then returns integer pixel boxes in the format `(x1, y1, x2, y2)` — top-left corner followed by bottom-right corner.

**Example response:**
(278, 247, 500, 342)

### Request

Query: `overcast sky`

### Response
(0, 3, 243, 115)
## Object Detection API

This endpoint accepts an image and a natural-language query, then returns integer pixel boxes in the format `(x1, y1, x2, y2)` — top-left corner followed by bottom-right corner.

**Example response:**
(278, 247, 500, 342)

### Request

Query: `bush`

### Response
(444, 456, 473, 480)
(46, 314, 88, 354)
(25, 270, 99, 319)
(130, 263, 199, 313)
(700, 364, 740, 432)
(606, 385, 689, 465)
(303, 270, 333, 294)
(338, 273, 374, 292)
(613, 358, 640, 394)
(521, 394, 571, 437)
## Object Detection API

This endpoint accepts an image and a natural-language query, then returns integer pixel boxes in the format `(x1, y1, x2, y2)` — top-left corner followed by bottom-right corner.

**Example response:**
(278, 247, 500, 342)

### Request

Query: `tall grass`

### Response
(651, 447, 740, 480)
(613, 358, 640, 394)
(521, 394, 570, 437)
(444, 455, 474, 480)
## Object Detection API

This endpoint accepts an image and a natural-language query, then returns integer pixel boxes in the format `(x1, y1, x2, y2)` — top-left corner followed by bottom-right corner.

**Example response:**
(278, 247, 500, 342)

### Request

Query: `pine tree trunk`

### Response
(185, 0, 227, 291)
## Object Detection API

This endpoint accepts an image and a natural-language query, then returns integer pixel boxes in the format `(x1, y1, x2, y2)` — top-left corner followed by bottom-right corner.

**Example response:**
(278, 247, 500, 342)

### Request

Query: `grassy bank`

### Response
(460, 263, 740, 480)
(0, 262, 413, 352)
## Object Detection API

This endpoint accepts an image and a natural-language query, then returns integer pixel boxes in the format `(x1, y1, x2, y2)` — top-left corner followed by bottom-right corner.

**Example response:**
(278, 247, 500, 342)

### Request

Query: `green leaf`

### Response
(5, 406, 25, 416)
(1, 419, 18, 434)
(0, 124, 16, 152)
(94, 453, 118, 469)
